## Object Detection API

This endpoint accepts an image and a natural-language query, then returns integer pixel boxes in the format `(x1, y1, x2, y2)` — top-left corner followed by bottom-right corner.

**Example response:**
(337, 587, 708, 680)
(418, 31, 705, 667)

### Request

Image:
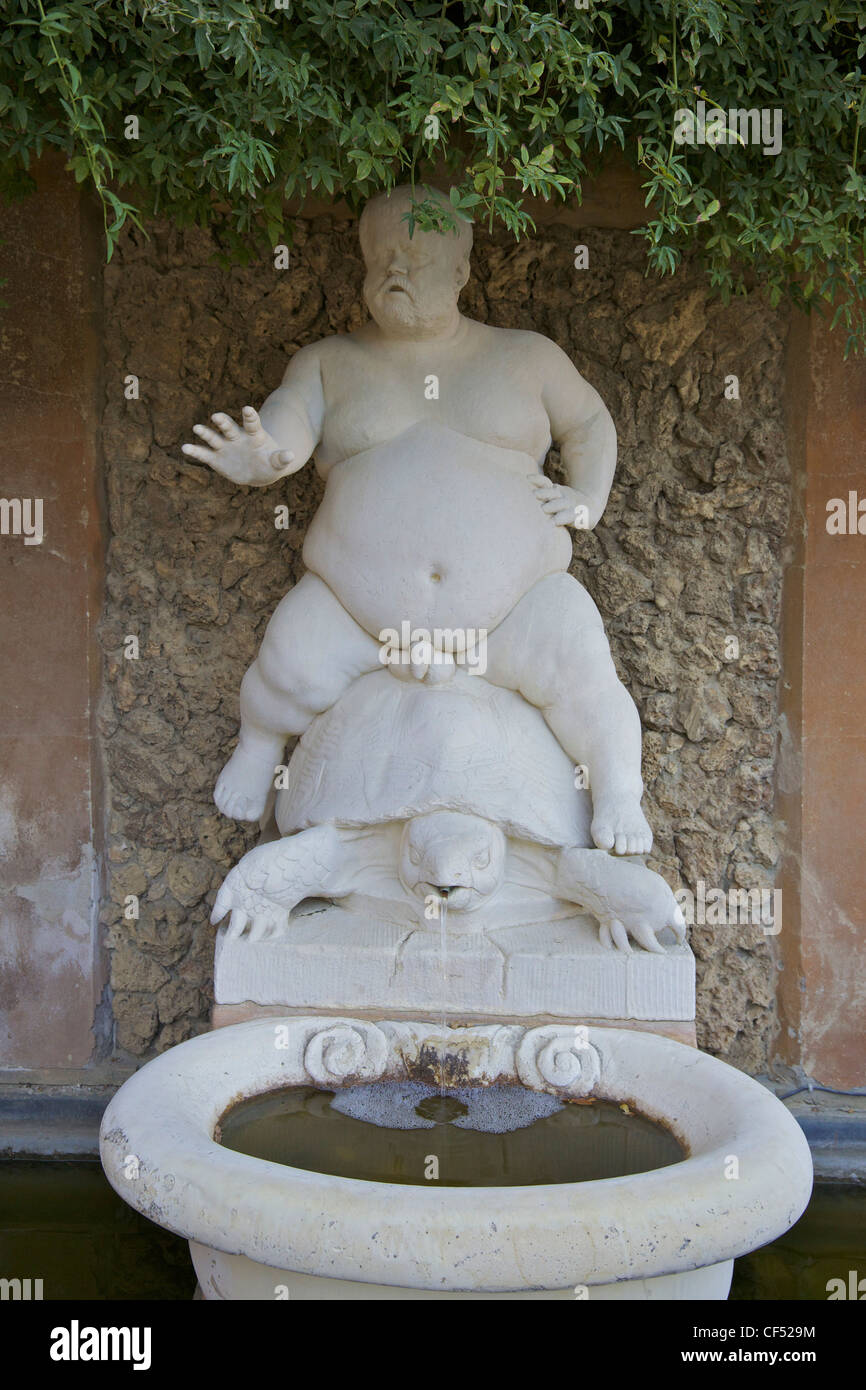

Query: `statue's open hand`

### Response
(182, 407, 295, 486)
(527, 475, 593, 529)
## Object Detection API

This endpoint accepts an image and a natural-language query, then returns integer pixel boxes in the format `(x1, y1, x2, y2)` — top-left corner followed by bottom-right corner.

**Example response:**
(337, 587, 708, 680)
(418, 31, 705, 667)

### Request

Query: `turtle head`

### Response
(399, 811, 506, 913)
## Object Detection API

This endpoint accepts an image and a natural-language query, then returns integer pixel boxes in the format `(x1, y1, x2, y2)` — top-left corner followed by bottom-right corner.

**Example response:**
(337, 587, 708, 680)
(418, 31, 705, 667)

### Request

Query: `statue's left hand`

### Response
(526, 476, 593, 529)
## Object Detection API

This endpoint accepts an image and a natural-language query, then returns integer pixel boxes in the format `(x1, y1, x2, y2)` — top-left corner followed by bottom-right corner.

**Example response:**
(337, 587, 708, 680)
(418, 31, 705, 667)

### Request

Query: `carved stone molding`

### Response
(303, 1021, 389, 1086)
(293, 1017, 604, 1096)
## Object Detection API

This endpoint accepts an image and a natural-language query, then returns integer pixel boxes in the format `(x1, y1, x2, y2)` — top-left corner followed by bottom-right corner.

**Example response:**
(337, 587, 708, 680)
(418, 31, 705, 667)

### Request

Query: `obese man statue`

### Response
(183, 185, 651, 857)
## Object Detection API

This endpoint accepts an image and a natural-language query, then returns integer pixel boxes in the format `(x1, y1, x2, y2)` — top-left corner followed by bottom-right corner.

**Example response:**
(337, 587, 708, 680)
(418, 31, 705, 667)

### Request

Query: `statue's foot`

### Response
(590, 794, 653, 856)
(214, 746, 277, 821)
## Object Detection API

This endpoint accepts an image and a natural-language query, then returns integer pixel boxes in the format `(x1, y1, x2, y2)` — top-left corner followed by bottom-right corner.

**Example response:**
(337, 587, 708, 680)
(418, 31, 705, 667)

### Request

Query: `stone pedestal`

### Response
(213, 900, 695, 1043)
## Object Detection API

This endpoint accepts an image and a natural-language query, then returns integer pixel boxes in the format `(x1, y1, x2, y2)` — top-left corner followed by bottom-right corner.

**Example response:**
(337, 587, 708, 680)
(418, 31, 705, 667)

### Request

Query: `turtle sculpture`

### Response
(211, 667, 685, 953)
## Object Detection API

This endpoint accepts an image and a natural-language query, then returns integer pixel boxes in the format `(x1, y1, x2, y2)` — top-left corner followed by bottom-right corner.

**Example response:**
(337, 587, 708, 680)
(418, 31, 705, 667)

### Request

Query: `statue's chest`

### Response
(318, 358, 551, 471)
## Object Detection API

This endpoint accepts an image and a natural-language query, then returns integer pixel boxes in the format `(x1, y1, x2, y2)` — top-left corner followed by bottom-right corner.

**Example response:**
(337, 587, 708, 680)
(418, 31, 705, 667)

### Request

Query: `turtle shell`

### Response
(276, 667, 592, 848)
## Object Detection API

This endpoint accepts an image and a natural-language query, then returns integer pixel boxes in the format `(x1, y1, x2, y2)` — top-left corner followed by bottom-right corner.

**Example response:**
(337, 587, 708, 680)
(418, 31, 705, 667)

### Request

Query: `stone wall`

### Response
(99, 216, 789, 1071)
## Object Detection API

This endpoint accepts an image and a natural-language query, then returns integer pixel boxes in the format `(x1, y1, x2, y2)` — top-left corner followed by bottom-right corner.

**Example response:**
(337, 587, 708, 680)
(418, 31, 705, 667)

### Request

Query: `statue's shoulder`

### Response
(290, 332, 351, 362)
(284, 333, 362, 383)
(313, 328, 377, 361)
(466, 320, 575, 370)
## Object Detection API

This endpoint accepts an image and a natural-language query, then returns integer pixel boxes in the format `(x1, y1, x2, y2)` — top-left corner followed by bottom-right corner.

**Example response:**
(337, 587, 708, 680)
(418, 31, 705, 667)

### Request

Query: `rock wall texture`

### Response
(99, 217, 790, 1071)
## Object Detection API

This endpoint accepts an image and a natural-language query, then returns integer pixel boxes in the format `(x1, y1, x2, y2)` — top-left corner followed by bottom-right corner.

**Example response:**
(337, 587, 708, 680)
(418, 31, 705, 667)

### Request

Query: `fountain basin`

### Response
(99, 1018, 813, 1300)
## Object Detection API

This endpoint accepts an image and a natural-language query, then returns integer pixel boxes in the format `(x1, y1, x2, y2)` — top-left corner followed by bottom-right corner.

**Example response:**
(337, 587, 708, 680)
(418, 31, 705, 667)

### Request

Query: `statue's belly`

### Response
(303, 422, 571, 636)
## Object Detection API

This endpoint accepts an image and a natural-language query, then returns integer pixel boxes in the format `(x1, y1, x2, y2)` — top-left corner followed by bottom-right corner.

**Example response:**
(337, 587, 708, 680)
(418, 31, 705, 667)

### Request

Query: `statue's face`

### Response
(362, 213, 467, 337)
(399, 811, 507, 913)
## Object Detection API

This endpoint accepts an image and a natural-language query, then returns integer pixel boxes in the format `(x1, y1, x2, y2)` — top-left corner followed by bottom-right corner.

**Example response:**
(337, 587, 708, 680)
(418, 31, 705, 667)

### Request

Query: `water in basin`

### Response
(216, 1080, 684, 1187)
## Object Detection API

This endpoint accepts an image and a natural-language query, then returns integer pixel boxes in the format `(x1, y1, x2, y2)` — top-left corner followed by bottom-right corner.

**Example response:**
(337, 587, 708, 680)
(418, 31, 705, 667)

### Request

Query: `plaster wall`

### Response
(0, 157, 107, 1069)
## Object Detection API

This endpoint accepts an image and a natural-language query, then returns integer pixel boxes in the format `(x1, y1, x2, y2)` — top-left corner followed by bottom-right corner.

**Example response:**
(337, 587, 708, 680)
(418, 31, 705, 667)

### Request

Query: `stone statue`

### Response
(185, 185, 682, 953)
(209, 667, 684, 953)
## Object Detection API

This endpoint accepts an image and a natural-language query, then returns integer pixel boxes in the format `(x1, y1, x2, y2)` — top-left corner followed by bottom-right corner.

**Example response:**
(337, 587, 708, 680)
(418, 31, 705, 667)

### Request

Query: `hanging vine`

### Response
(1, 1, 864, 347)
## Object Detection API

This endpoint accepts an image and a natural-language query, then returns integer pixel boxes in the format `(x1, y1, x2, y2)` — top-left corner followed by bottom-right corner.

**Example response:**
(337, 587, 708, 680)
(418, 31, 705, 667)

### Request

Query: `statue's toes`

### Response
(214, 755, 269, 821)
(611, 827, 653, 856)
(592, 792, 654, 856)
(624, 834, 652, 857)
(214, 783, 237, 819)
(591, 818, 616, 852)
(216, 784, 265, 822)
(591, 813, 652, 857)
(213, 775, 236, 816)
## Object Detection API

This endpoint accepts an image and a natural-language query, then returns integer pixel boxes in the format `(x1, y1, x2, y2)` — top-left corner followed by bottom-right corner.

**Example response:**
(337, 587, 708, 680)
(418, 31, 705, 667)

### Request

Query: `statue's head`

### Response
(359, 185, 473, 337)
(398, 810, 506, 913)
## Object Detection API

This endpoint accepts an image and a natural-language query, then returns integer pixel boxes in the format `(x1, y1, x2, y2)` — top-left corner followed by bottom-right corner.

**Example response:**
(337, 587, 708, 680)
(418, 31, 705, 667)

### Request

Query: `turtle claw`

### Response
(211, 861, 291, 940)
(600, 918, 632, 953)
(600, 888, 687, 953)
(227, 906, 249, 940)
(246, 913, 280, 943)
(561, 852, 686, 955)
(599, 913, 669, 955)
(668, 906, 687, 945)
(630, 919, 667, 954)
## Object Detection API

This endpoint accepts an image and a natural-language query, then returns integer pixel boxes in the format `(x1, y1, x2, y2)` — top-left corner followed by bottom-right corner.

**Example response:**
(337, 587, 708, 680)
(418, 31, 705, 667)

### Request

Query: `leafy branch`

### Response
(0, 0, 864, 348)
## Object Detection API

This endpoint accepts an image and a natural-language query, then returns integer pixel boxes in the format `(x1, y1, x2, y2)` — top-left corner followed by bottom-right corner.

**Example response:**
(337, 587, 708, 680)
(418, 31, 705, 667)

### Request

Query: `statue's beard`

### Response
(365, 278, 455, 335)
(373, 288, 418, 327)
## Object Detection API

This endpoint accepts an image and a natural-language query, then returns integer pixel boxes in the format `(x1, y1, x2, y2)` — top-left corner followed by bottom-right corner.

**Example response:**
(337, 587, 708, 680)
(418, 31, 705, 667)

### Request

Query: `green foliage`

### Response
(1, 1, 864, 348)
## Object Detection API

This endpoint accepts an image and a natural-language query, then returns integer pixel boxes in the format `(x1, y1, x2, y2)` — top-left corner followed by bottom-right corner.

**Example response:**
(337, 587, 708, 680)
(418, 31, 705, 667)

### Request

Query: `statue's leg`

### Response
(484, 572, 652, 855)
(215, 573, 381, 820)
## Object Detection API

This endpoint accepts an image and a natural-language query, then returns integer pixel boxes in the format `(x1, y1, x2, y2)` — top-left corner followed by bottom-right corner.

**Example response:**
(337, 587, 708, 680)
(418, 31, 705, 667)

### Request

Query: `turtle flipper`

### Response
(556, 846, 685, 954)
(211, 825, 343, 942)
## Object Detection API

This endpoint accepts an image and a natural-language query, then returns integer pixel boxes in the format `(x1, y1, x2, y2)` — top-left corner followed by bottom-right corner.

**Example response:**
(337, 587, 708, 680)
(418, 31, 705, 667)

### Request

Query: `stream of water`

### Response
(438, 894, 448, 1091)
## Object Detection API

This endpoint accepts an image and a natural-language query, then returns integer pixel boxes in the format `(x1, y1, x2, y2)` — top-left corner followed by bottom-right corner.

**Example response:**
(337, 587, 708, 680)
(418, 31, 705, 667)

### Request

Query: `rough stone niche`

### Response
(98, 217, 790, 1071)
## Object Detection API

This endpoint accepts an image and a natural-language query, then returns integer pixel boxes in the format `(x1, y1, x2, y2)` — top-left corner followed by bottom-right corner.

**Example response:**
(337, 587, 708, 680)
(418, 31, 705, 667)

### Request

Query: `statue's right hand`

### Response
(182, 406, 295, 486)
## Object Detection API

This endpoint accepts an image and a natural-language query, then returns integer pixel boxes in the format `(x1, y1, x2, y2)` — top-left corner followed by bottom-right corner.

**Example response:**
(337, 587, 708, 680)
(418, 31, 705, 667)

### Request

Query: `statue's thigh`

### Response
(486, 573, 613, 704)
(259, 573, 380, 693)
